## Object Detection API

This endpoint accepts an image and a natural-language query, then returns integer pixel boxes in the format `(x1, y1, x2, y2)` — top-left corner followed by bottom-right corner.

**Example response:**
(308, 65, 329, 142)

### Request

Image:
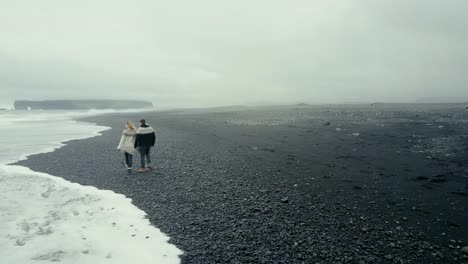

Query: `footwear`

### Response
(127, 167, 132, 173)
(145, 164, 153, 170)
(137, 168, 146, 173)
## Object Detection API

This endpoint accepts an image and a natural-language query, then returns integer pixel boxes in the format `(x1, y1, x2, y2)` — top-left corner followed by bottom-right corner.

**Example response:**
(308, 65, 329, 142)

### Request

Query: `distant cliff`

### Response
(14, 100, 153, 110)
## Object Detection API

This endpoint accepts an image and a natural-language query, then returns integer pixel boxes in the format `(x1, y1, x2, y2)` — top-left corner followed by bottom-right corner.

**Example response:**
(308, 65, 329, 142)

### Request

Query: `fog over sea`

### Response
(0, 109, 181, 263)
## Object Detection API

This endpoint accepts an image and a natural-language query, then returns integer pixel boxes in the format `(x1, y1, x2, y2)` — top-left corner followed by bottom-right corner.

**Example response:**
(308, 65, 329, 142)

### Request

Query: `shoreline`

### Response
(1, 111, 182, 263)
(17, 105, 468, 263)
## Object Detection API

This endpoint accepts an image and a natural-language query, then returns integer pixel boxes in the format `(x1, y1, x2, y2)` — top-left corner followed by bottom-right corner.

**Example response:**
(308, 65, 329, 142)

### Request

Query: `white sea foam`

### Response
(0, 109, 182, 263)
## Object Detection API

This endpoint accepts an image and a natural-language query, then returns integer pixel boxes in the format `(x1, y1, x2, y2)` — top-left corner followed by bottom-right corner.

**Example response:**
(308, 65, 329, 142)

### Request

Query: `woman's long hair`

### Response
(127, 121, 136, 131)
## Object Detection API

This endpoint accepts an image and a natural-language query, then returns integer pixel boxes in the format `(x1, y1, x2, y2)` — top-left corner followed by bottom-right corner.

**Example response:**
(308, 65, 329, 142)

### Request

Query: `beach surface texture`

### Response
(18, 104, 468, 263)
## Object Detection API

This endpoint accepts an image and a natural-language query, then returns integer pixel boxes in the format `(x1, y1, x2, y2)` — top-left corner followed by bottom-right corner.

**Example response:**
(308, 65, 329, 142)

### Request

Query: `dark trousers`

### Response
(124, 152, 133, 167)
(139, 146, 151, 168)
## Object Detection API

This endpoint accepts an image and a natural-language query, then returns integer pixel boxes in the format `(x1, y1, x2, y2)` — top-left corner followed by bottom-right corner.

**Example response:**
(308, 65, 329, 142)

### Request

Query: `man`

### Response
(134, 119, 156, 173)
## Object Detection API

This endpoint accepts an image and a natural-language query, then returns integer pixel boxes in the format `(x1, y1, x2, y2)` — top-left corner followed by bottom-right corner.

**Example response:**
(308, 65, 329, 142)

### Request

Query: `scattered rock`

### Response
(261, 148, 275, 153)
(429, 174, 448, 183)
(15, 240, 26, 246)
(462, 246, 468, 255)
(451, 191, 468, 197)
(412, 176, 429, 181)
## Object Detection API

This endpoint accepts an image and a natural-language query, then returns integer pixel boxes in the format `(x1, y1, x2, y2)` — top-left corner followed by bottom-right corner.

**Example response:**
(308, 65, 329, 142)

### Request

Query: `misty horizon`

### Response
(3, 97, 468, 111)
(1, 1, 468, 109)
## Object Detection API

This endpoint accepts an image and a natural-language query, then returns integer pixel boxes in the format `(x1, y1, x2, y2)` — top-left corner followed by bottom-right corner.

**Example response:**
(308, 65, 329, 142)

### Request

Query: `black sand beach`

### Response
(17, 104, 468, 263)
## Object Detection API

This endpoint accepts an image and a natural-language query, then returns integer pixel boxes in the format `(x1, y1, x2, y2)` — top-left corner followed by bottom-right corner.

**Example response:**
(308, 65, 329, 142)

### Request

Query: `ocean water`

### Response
(0, 110, 181, 263)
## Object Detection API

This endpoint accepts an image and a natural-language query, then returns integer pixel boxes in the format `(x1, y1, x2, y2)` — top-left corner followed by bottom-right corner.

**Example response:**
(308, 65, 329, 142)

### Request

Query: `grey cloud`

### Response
(1, 0, 467, 108)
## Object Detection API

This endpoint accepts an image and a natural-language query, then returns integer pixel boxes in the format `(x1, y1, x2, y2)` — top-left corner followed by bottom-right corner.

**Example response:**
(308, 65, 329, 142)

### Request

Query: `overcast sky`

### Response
(1, 0, 467, 108)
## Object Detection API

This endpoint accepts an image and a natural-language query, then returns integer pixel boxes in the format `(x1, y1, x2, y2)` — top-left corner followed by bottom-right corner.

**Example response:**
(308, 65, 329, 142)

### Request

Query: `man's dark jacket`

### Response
(134, 124, 156, 148)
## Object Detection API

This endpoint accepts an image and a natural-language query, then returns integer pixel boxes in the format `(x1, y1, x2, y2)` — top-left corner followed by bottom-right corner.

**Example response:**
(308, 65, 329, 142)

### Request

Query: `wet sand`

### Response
(18, 104, 468, 263)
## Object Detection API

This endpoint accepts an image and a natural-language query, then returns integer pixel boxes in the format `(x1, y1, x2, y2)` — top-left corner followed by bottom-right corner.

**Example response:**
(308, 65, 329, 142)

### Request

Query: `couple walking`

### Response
(117, 119, 156, 173)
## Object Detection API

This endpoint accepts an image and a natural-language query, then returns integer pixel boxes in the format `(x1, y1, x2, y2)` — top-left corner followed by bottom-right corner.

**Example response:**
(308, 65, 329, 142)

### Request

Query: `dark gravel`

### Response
(17, 104, 468, 263)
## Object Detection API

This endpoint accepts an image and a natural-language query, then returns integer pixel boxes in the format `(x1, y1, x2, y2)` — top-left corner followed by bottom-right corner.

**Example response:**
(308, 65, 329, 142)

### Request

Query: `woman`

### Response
(117, 121, 137, 172)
